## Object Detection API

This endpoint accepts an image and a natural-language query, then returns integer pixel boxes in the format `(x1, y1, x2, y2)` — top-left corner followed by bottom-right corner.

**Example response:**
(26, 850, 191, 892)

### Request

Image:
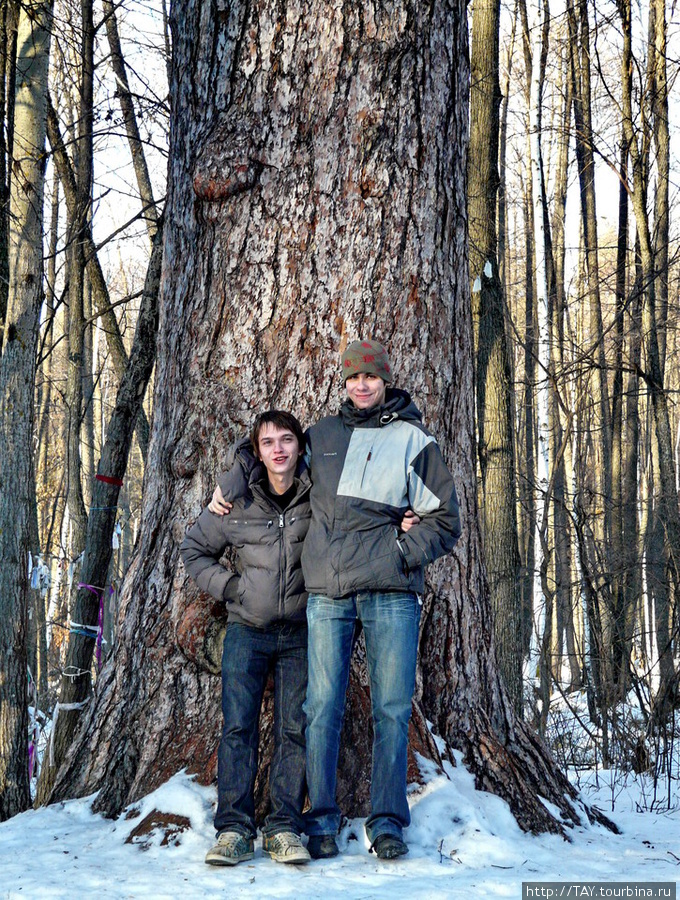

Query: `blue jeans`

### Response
(303, 591, 421, 844)
(215, 621, 308, 838)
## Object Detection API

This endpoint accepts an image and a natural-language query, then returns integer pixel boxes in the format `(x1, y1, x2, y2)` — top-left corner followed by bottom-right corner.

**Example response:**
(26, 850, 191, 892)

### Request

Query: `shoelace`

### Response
(270, 833, 303, 853)
(218, 832, 246, 851)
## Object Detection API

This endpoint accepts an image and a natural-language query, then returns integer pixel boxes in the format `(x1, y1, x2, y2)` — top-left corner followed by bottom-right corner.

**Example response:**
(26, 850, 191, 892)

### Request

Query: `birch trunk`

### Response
(527, 0, 552, 727)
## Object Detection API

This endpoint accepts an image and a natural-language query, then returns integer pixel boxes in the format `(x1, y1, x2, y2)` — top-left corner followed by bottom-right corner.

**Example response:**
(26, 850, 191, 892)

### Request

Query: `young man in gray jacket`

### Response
(181, 410, 312, 866)
(211, 340, 461, 862)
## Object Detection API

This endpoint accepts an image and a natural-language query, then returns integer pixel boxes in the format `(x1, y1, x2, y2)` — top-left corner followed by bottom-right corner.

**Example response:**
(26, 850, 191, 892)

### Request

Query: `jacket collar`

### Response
(248, 459, 312, 505)
(339, 388, 422, 428)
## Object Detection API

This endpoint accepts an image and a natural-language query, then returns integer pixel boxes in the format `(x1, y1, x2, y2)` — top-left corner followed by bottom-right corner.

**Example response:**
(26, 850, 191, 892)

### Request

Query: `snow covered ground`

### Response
(2, 750, 678, 899)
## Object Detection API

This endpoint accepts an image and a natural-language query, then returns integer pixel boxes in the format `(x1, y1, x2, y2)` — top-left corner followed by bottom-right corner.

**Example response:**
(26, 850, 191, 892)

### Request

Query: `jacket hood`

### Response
(339, 388, 423, 428)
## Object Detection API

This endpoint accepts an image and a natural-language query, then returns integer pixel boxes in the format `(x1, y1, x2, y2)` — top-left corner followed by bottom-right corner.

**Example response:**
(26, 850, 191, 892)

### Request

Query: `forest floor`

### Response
(2, 733, 679, 899)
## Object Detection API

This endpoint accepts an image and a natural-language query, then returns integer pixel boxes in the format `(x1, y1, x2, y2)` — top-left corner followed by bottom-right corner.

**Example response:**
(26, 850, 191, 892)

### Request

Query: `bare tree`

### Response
(0, 0, 53, 820)
(469, 0, 522, 711)
(36, 219, 162, 803)
(618, 0, 680, 722)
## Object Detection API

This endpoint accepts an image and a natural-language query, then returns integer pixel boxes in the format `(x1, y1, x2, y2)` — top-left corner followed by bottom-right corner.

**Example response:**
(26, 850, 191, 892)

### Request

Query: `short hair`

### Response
(250, 409, 305, 456)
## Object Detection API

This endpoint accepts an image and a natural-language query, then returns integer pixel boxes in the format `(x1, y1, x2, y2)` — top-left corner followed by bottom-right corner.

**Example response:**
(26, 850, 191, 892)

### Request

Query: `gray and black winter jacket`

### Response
(301, 389, 461, 597)
(217, 390, 461, 600)
(180, 460, 311, 628)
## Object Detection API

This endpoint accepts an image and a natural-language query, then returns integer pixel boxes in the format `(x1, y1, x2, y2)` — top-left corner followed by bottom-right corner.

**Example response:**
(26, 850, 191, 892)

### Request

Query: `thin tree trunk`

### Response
(63, 0, 95, 589)
(611, 132, 635, 699)
(648, 0, 673, 718)
(497, 0, 516, 300)
(618, 0, 680, 722)
(518, 0, 536, 660)
(548, 27, 573, 688)
(568, 0, 615, 712)
(621, 253, 642, 695)
(469, 0, 522, 711)
(527, 0, 552, 731)
(0, 0, 20, 339)
(0, 0, 53, 821)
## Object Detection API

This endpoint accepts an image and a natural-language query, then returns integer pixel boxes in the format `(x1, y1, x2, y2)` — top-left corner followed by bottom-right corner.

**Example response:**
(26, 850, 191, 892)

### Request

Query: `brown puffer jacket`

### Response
(180, 461, 311, 628)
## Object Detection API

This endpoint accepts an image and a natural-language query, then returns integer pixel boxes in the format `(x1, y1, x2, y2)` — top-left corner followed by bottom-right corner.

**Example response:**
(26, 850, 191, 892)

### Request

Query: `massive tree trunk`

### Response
(47, 0, 611, 837)
(0, 0, 53, 820)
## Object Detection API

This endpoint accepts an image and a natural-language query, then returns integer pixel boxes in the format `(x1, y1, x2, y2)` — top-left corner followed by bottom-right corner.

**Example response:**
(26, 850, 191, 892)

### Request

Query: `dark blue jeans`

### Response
(304, 591, 421, 844)
(215, 621, 308, 838)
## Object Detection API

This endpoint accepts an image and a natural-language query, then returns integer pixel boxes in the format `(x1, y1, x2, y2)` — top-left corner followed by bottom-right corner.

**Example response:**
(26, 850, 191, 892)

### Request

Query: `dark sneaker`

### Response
(205, 830, 254, 866)
(372, 834, 408, 860)
(262, 831, 311, 864)
(307, 834, 339, 859)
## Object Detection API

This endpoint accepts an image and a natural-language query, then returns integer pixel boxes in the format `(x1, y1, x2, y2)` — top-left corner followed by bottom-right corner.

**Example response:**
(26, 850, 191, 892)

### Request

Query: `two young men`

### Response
(183, 339, 461, 865)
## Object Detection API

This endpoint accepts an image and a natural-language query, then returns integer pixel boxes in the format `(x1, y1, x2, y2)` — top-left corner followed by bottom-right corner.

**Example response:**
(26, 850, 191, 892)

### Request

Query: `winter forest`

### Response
(1, 0, 680, 889)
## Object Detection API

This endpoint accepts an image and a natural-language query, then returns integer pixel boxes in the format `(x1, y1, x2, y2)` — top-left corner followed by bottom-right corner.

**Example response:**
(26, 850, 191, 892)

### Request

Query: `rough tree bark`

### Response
(63, 0, 95, 588)
(469, 0, 522, 712)
(0, 0, 53, 820)
(48, 0, 612, 837)
(0, 0, 20, 340)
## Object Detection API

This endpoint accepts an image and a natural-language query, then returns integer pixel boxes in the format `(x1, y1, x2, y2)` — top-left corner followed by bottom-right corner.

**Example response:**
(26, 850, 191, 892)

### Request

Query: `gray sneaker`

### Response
(262, 831, 311, 864)
(205, 830, 255, 866)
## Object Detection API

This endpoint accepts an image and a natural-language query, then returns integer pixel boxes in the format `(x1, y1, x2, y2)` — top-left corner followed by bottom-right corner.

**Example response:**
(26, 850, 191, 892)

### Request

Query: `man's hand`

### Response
(208, 484, 233, 516)
(400, 510, 420, 532)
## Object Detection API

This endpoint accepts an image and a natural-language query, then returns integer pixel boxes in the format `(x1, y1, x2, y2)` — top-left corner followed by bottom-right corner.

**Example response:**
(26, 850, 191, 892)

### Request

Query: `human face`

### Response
(256, 423, 301, 480)
(345, 373, 387, 410)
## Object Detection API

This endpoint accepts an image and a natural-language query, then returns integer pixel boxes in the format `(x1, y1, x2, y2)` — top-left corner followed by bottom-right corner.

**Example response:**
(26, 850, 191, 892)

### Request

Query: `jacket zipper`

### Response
(360, 445, 374, 487)
(278, 513, 285, 619)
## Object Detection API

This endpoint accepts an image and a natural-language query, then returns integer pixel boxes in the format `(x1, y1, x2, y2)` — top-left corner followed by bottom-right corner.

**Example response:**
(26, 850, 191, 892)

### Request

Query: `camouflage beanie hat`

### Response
(341, 339, 393, 384)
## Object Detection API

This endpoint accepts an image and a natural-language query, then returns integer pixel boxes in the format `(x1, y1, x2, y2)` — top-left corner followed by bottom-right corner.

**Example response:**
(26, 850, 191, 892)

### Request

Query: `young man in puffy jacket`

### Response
(180, 410, 312, 866)
(210, 340, 461, 862)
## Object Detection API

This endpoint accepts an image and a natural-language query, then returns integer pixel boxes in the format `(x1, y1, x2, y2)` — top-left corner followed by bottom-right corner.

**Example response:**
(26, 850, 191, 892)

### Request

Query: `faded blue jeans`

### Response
(215, 621, 308, 838)
(303, 591, 421, 845)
